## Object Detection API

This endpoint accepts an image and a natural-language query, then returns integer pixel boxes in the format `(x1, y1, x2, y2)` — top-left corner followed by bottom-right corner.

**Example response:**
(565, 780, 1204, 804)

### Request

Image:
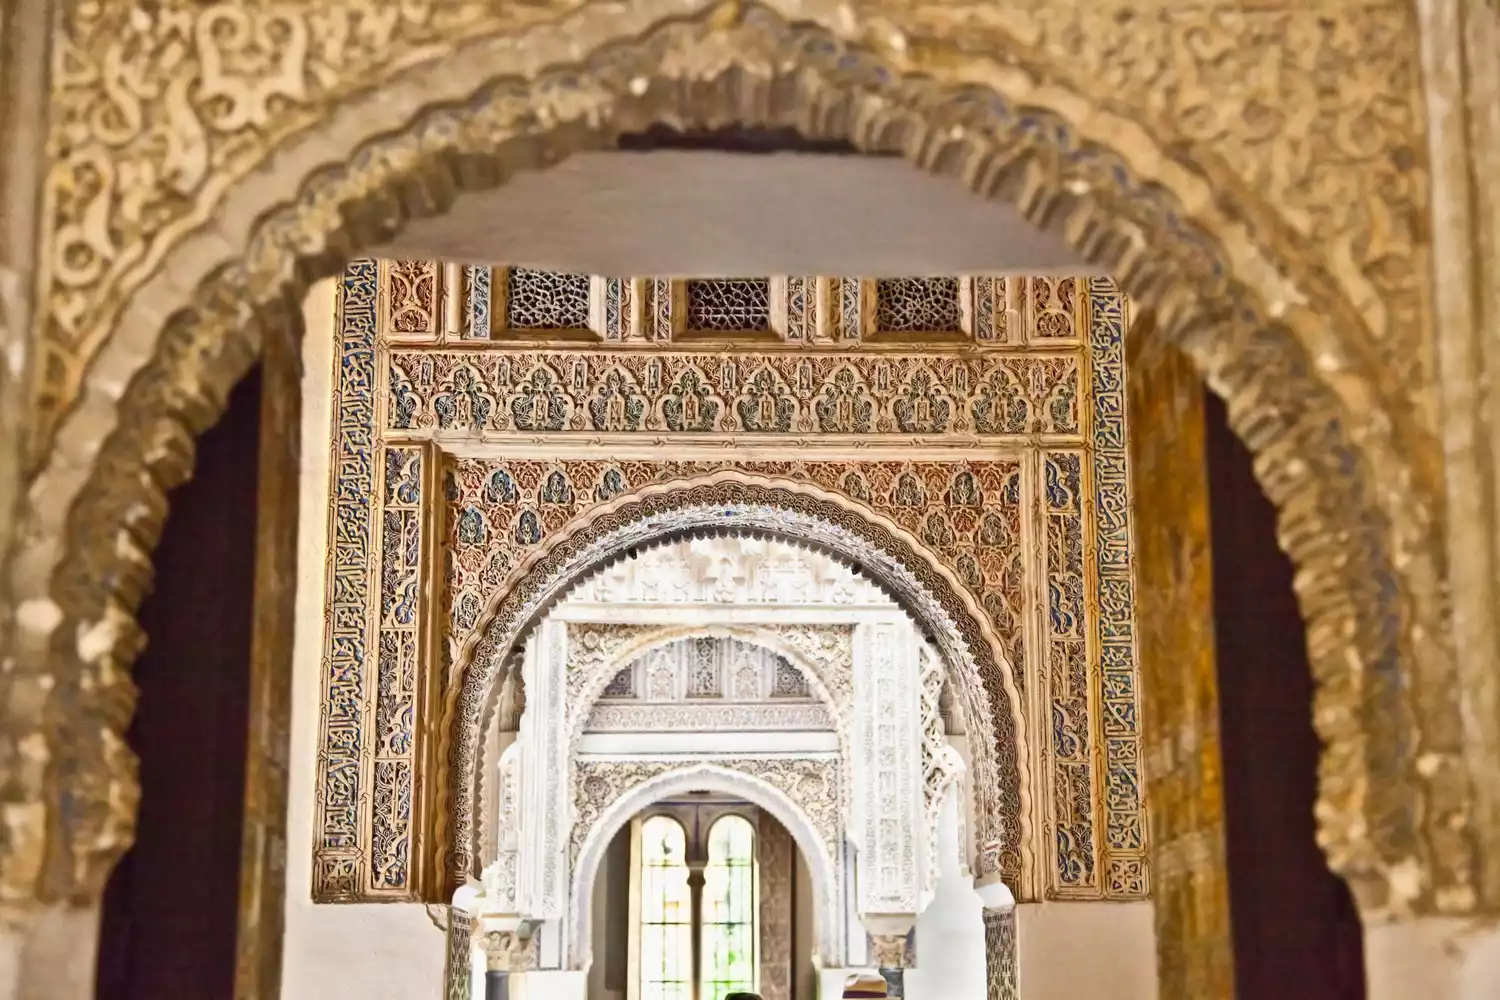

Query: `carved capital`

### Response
(478, 930, 535, 973)
(868, 933, 911, 970)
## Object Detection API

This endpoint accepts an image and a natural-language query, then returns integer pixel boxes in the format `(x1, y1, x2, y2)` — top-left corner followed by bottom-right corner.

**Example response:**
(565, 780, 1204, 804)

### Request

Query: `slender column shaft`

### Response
(688, 864, 707, 1000)
(484, 970, 508, 1000)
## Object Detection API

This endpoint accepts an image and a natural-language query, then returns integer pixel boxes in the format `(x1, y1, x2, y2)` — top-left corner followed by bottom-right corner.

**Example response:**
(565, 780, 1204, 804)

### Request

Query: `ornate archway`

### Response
(7, 0, 1458, 926)
(447, 475, 1028, 892)
(568, 763, 842, 968)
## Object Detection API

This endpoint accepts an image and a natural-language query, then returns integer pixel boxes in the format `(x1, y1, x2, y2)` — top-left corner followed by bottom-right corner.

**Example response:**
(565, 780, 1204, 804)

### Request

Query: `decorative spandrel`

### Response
(584, 634, 830, 734)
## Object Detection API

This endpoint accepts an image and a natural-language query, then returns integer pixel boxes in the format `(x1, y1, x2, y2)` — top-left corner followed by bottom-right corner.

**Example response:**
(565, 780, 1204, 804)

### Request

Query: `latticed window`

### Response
(505, 268, 592, 329)
(685, 279, 772, 332)
(640, 816, 693, 1000)
(701, 816, 757, 1000)
(634, 810, 759, 1000)
(874, 277, 961, 332)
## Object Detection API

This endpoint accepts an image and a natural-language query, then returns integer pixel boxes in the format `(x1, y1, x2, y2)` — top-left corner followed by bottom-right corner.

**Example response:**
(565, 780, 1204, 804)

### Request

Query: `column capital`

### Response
(868, 934, 911, 970)
(478, 929, 537, 973)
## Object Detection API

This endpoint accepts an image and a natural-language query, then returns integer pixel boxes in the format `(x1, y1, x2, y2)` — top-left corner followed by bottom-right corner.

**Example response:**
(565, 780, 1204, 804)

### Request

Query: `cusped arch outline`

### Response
(447, 473, 1028, 893)
(568, 763, 843, 969)
(21, 0, 1444, 911)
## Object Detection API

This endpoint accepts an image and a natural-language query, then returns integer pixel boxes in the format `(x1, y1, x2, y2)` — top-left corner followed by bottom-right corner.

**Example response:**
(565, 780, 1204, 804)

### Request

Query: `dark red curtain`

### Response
(96, 367, 261, 1000)
(1205, 392, 1368, 1000)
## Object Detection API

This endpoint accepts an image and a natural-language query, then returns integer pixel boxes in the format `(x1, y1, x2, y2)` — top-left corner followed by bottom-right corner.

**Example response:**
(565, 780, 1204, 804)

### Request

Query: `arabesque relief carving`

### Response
(1, 0, 1480, 949)
(294, 265, 1148, 907)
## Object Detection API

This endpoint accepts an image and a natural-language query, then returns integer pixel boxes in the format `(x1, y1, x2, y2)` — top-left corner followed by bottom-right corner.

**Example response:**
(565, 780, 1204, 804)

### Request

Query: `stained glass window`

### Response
(701, 816, 757, 1000)
(640, 817, 693, 1000)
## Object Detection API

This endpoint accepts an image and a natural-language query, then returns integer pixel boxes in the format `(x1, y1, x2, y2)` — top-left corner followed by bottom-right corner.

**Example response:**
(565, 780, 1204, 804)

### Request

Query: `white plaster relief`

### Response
(517, 619, 569, 919)
(567, 760, 845, 969)
(562, 535, 895, 608)
(853, 618, 926, 927)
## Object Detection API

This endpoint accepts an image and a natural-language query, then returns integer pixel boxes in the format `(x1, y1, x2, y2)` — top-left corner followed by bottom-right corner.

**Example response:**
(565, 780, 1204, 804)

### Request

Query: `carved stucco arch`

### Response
(450, 473, 1026, 891)
(568, 763, 842, 968)
(560, 622, 855, 780)
(557, 620, 957, 878)
(16, 0, 1456, 914)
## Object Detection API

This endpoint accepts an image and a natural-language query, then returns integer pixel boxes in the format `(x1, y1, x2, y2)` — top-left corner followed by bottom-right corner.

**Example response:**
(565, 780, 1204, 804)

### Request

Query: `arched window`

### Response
(632, 809, 759, 1000)
(702, 815, 757, 1000)
(639, 816, 692, 1000)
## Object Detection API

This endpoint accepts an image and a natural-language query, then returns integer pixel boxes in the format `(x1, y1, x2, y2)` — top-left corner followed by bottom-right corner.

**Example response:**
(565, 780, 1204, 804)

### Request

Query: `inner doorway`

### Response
(590, 797, 809, 1000)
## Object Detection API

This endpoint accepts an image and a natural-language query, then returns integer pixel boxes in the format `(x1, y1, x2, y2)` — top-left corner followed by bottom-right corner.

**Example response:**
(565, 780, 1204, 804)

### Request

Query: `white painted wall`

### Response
(1364, 919, 1500, 1000)
(587, 828, 627, 1000)
(905, 786, 987, 1000)
(1015, 900, 1157, 1000)
(279, 279, 447, 1000)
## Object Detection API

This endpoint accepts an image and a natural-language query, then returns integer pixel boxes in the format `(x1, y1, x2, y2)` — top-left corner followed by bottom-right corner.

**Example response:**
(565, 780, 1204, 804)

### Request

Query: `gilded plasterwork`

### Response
(1128, 335, 1234, 996)
(7, 0, 1466, 931)
(389, 351, 1079, 436)
(300, 262, 1144, 908)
